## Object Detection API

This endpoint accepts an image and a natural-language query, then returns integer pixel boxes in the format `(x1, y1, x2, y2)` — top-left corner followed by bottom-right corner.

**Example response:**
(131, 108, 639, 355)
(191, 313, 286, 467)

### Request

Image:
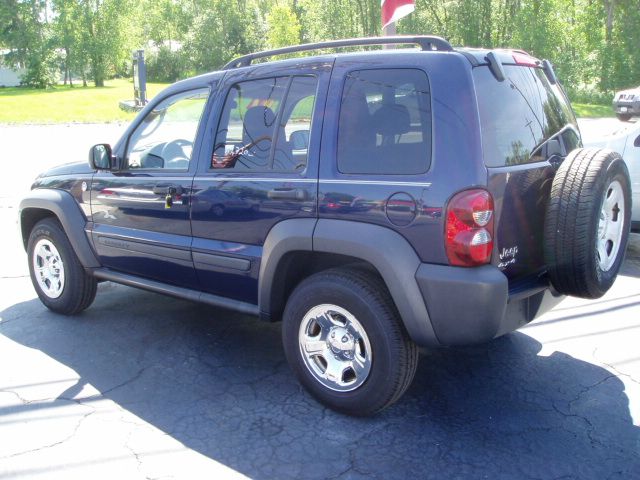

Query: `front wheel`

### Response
(616, 113, 632, 122)
(27, 218, 97, 315)
(282, 268, 418, 416)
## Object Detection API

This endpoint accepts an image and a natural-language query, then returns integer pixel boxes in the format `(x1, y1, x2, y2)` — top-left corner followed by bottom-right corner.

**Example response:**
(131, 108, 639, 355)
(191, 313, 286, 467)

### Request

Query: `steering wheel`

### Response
(161, 138, 193, 168)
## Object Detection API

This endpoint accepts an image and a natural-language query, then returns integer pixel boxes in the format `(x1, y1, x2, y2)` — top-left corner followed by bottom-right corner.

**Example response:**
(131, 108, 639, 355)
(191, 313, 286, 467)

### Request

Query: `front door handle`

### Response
(153, 184, 185, 208)
(153, 184, 184, 195)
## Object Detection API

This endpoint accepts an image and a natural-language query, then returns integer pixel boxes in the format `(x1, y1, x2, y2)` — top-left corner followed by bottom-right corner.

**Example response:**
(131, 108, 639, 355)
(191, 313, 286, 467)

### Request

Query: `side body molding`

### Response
(312, 220, 439, 347)
(19, 189, 101, 268)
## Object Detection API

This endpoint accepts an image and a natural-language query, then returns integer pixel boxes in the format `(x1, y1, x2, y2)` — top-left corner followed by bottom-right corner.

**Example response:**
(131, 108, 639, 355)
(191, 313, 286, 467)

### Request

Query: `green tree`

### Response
(52, 0, 81, 85)
(76, 0, 138, 87)
(184, 0, 263, 71)
(1, 0, 57, 87)
(266, 4, 301, 48)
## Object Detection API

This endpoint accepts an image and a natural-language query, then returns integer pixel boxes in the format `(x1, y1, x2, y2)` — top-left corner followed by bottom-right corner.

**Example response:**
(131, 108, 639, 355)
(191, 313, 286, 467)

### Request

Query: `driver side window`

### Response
(126, 88, 209, 170)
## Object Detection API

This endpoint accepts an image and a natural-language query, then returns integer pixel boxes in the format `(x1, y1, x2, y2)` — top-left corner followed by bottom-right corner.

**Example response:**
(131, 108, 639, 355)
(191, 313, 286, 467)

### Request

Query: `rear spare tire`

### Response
(544, 148, 631, 299)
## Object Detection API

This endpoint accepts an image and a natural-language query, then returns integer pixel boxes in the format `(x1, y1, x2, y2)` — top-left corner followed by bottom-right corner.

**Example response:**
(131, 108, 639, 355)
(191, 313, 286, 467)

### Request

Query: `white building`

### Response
(0, 50, 24, 87)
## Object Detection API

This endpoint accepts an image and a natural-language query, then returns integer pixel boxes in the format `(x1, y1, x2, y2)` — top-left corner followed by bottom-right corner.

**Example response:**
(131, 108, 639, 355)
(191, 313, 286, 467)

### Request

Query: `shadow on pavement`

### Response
(1, 283, 638, 479)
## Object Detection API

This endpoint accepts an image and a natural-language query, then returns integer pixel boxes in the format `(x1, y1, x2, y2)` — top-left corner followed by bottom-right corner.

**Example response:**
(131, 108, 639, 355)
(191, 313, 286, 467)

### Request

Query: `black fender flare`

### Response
(19, 189, 101, 268)
(313, 219, 438, 347)
(259, 218, 439, 347)
(258, 218, 316, 321)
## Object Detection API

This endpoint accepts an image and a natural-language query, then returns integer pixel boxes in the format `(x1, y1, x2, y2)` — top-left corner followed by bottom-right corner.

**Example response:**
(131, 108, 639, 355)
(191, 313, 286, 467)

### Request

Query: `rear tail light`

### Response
(445, 189, 494, 267)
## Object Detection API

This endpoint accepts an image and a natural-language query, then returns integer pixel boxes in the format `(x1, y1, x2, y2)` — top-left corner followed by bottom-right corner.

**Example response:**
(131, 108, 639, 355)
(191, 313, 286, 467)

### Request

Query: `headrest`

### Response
(242, 106, 277, 146)
(244, 106, 276, 129)
(371, 104, 410, 136)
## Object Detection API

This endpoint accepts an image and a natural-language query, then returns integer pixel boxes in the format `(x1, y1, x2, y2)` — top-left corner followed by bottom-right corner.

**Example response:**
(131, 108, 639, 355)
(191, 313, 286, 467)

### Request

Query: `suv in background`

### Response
(613, 86, 640, 121)
(19, 37, 633, 415)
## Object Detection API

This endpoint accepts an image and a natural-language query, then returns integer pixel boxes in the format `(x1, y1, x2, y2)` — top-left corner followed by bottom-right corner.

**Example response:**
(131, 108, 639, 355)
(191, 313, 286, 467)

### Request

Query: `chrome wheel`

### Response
(298, 304, 372, 392)
(32, 239, 65, 299)
(597, 180, 625, 272)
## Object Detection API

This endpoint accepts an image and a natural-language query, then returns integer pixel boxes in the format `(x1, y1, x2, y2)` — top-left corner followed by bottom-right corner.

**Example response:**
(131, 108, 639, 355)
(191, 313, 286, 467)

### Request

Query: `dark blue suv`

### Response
(19, 37, 632, 415)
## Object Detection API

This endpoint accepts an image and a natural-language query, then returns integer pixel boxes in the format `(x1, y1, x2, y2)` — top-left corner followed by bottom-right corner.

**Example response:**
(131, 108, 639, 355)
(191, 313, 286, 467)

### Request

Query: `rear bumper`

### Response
(613, 101, 640, 115)
(415, 264, 564, 346)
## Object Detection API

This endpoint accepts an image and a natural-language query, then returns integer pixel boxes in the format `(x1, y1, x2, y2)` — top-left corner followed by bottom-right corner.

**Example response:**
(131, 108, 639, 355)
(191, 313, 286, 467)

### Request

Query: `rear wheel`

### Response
(616, 113, 632, 122)
(544, 148, 631, 298)
(282, 268, 418, 416)
(27, 218, 97, 314)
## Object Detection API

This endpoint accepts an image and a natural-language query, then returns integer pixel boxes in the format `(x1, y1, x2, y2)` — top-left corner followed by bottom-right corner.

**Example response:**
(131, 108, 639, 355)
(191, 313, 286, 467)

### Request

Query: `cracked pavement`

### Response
(0, 123, 639, 479)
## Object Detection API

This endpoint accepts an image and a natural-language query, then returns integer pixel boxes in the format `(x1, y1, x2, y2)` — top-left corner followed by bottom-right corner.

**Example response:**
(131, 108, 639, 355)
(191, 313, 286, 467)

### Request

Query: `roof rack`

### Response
(223, 36, 453, 69)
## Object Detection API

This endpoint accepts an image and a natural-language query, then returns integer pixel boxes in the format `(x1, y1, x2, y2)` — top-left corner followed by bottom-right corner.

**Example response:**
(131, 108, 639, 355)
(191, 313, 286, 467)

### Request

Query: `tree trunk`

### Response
(91, 52, 105, 87)
(64, 46, 70, 86)
(604, 0, 614, 43)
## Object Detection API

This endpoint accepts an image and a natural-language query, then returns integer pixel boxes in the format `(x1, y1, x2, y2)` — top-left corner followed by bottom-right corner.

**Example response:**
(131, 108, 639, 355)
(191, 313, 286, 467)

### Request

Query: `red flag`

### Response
(381, 0, 415, 28)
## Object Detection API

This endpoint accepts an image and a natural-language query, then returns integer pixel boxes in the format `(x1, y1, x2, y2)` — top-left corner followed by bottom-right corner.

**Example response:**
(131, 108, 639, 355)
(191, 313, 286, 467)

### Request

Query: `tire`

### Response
(616, 113, 632, 122)
(27, 218, 97, 315)
(282, 268, 418, 416)
(544, 148, 632, 299)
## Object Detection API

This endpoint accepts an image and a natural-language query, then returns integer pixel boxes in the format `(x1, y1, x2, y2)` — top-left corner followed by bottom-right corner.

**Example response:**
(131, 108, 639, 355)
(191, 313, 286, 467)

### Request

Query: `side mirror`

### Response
(89, 144, 114, 170)
(634, 134, 640, 148)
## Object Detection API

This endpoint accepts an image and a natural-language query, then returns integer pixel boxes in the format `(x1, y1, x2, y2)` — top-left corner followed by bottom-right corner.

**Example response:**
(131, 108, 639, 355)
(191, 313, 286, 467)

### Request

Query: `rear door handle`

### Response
(268, 188, 308, 200)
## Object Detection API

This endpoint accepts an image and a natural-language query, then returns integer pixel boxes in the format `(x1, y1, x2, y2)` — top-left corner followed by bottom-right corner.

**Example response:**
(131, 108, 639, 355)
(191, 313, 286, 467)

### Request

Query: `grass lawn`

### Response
(572, 103, 614, 118)
(0, 79, 169, 124)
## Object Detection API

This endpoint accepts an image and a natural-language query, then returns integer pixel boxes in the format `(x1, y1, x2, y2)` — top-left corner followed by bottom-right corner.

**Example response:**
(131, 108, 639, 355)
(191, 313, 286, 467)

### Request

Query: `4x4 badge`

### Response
(499, 246, 518, 268)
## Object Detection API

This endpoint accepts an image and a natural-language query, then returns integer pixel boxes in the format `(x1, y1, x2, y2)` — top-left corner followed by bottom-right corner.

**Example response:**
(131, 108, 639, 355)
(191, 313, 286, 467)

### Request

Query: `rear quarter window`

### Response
(475, 65, 578, 167)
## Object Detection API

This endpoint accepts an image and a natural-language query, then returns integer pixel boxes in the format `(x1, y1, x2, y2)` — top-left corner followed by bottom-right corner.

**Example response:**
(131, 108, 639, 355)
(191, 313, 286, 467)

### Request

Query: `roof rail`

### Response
(223, 36, 453, 69)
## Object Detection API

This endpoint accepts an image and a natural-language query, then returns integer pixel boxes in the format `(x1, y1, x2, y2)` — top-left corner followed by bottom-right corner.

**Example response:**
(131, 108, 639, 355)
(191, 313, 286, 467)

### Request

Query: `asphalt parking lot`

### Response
(0, 122, 639, 479)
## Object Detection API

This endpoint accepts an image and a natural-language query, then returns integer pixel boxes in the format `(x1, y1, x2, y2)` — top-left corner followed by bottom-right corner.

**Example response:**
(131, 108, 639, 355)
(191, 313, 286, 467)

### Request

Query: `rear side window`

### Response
(212, 76, 318, 172)
(337, 69, 432, 175)
(475, 65, 578, 167)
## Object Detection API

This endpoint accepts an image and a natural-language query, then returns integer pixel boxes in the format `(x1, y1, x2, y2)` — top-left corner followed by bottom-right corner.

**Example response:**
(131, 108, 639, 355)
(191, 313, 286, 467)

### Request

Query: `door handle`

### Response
(153, 184, 184, 195)
(267, 188, 308, 200)
(153, 185, 185, 208)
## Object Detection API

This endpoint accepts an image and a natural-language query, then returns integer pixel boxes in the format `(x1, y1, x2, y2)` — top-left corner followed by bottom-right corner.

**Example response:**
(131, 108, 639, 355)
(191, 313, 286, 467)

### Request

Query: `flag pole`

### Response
(382, 22, 395, 49)
(381, 0, 415, 39)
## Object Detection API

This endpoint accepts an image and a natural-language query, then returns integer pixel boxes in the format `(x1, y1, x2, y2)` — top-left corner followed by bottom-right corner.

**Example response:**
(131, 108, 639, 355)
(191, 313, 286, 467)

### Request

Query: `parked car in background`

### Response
(613, 86, 640, 121)
(585, 122, 640, 231)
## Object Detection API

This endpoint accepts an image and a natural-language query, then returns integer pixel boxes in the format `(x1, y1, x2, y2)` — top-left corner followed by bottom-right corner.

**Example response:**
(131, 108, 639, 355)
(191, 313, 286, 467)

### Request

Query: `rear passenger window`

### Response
(337, 69, 431, 175)
(212, 76, 317, 172)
